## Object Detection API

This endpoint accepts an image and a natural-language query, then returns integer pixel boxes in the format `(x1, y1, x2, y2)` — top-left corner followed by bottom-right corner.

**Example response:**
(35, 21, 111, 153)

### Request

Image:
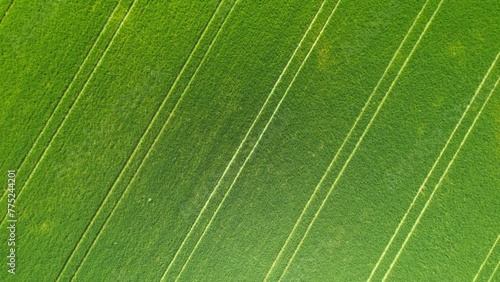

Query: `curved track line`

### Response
(264, 1, 430, 280)
(173, 1, 343, 281)
(370, 50, 500, 281)
(382, 74, 500, 281)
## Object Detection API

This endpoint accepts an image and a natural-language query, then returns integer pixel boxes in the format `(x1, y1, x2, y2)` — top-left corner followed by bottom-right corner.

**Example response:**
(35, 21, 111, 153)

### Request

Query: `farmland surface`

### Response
(0, 0, 499, 281)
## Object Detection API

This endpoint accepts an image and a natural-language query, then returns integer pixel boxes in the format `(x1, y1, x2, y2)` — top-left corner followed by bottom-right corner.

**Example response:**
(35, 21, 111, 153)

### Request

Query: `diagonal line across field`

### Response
(60, 1, 239, 280)
(155, 9, 276, 282)
(170, 1, 344, 280)
(55, 0, 228, 280)
(382, 72, 500, 281)
(0, 0, 14, 25)
(156, 0, 333, 280)
(370, 51, 500, 281)
(0, 0, 129, 224)
(488, 259, 500, 282)
(473, 235, 500, 282)
(275, 1, 446, 280)
(264, 0, 431, 280)
(4, 0, 499, 279)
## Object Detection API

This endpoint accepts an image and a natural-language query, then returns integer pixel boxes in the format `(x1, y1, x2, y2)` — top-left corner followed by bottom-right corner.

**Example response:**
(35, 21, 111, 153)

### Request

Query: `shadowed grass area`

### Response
(1, 0, 498, 281)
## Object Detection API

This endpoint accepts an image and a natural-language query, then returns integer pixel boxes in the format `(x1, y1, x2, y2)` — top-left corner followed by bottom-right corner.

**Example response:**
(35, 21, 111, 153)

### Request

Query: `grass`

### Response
(1, 0, 499, 281)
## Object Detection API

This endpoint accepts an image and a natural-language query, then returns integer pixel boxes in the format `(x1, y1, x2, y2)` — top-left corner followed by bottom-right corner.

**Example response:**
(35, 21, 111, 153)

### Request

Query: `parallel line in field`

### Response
(473, 235, 500, 282)
(172, 1, 343, 281)
(264, 0, 431, 280)
(0, 0, 127, 224)
(487, 259, 500, 282)
(159, 0, 332, 279)
(158, 0, 331, 279)
(277, 1, 445, 280)
(370, 51, 500, 282)
(55, 0, 227, 280)
(0, 0, 14, 25)
(63, 1, 239, 281)
(0, 0, 122, 209)
(382, 73, 500, 281)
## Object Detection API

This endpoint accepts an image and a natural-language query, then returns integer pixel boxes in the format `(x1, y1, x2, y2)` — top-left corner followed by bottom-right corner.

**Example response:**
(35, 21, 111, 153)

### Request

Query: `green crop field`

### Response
(1, 0, 499, 281)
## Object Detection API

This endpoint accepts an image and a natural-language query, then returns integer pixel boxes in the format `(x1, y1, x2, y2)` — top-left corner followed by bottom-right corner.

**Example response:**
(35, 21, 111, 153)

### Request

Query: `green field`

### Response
(1, 0, 499, 281)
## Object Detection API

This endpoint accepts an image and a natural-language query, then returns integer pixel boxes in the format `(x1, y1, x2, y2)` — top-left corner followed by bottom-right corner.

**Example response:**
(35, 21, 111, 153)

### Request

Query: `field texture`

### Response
(1, 0, 499, 281)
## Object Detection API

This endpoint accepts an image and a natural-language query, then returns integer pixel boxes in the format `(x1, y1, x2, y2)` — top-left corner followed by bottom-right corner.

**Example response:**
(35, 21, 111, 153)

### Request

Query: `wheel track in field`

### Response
(370, 50, 500, 281)
(157, 0, 331, 276)
(487, 259, 500, 282)
(0, 0, 128, 223)
(167, 0, 345, 280)
(58, 0, 239, 280)
(382, 72, 500, 281)
(270, 0, 446, 280)
(264, 0, 431, 279)
(156, 0, 332, 278)
(0, 0, 14, 25)
(473, 235, 500, 282)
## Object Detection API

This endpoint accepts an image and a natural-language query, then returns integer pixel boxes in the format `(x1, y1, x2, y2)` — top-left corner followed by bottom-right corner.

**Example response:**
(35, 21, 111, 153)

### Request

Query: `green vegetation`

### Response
(1, 0, 499, 281)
